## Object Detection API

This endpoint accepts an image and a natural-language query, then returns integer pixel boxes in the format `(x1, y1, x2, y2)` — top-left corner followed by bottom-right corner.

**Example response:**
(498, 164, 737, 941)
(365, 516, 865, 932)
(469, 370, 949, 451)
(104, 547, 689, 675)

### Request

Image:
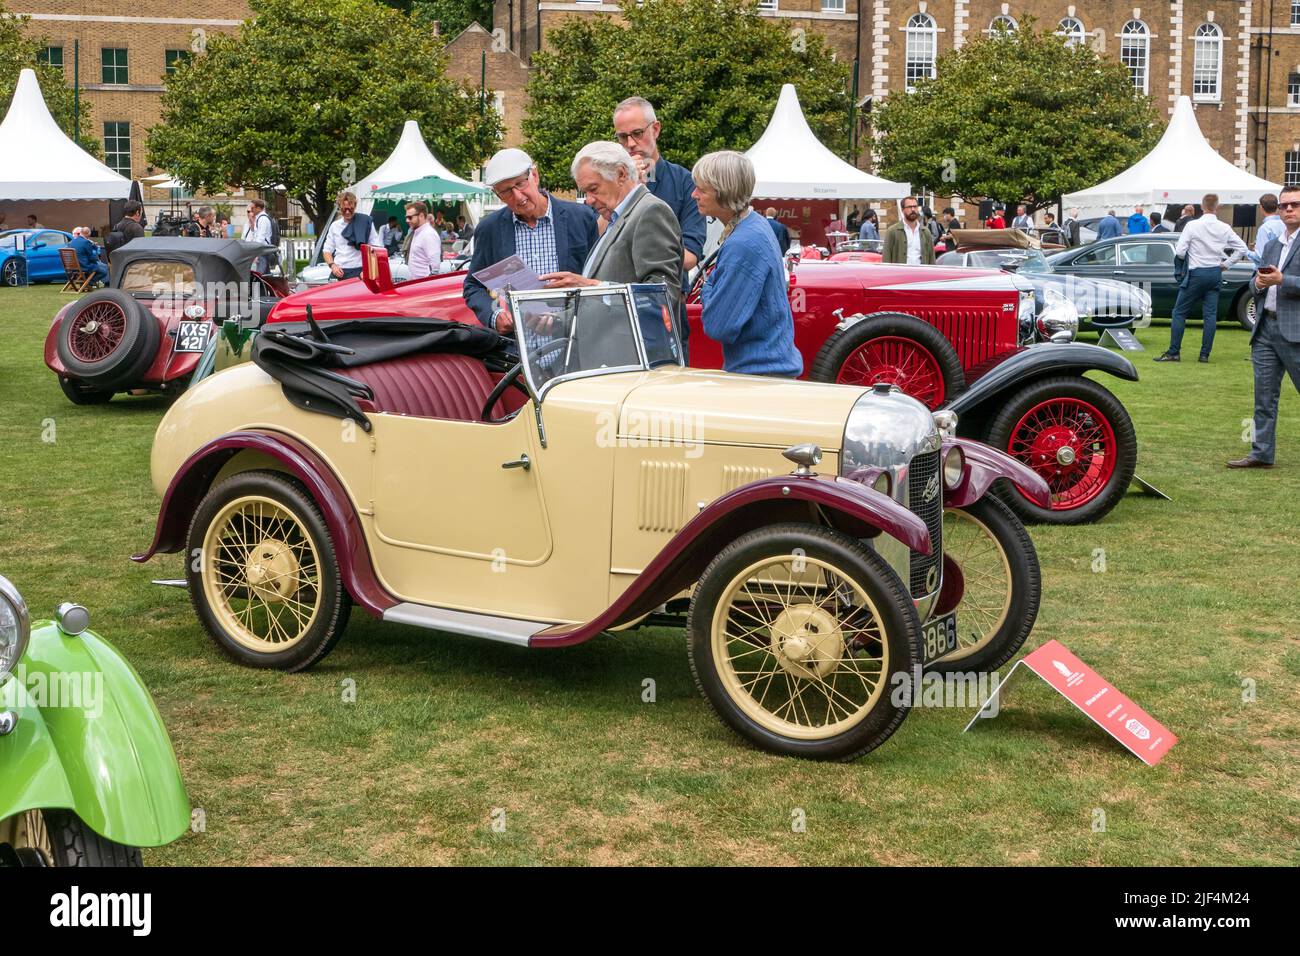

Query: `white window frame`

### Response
(756, 0, 777, 11)
(986, 15, 1017, 36)
(1293, 0, 1300, 27)
(904, 13, 937, 93)
(1191, 23, 1222, 102)
(821, 0, 846, 12)
(1285, 150, 1300, 187)
(1120, 20, 1150, 95)
(1289, 73, 1300, 108)
(1056, 17, 1085, 48)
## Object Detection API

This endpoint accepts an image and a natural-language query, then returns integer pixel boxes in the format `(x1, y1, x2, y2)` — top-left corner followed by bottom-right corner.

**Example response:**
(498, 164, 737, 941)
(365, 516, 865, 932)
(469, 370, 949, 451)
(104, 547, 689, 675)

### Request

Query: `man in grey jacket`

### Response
(540, 140, 683, 305)
(1229, 184, 1300, 467)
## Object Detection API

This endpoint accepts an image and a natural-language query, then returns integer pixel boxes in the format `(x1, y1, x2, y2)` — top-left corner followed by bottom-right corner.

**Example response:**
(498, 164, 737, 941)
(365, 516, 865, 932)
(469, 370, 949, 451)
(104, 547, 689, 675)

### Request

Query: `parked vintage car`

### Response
(936, 229, 1152, 333)
(1046, 233, 1258, 331)
(0, 574, 190, 866)
(138, 269, 1050, 761)
(828, 238, 884, 263)
(43, 237, 286, 405)
(686, 257, 1140, 525)
(1, 228, 74, 286)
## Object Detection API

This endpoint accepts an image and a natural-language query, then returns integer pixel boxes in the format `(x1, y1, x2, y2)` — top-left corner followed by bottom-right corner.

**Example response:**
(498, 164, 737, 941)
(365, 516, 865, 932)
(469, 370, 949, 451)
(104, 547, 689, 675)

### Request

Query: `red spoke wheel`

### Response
(65, 301, 128, 363)
(54, 288, 160, 392)
(809, 312, 964, 411)
(986, 376, 1137, 525)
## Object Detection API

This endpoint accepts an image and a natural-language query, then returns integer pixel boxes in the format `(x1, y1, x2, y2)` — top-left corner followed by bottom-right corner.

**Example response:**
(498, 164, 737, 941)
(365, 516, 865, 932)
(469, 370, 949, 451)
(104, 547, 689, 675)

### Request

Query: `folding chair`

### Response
(59, 247, 94, 294)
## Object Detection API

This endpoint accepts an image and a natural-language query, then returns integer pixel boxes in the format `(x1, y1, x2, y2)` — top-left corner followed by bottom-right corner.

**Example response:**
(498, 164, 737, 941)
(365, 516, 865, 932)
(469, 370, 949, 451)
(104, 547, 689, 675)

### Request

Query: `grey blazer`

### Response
(1252, 233, 1300, 344)
(582, 186, 683, 302)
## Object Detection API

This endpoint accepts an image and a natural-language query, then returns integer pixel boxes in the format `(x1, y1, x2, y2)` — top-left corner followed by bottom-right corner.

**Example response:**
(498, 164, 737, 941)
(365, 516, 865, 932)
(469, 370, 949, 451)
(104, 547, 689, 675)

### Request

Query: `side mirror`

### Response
(361, 243, 395, 293)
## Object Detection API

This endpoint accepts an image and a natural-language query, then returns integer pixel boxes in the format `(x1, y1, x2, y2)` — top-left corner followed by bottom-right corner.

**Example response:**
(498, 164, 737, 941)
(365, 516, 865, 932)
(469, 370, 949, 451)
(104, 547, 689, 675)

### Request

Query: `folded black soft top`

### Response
(251, 316, 517, 431)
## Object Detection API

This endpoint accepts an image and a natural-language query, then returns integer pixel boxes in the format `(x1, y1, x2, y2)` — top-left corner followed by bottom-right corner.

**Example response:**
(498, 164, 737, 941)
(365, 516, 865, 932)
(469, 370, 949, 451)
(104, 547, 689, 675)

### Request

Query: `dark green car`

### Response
(1046, 234, 1258, 330)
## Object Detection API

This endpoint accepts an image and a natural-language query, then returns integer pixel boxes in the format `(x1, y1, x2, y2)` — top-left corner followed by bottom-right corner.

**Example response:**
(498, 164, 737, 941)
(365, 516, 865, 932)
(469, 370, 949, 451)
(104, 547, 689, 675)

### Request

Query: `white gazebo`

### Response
(1063, 96, 1280, 214)
(746, 84, 910, 201)
(0, 68, 131, 230)
(353, 120, 482, 211)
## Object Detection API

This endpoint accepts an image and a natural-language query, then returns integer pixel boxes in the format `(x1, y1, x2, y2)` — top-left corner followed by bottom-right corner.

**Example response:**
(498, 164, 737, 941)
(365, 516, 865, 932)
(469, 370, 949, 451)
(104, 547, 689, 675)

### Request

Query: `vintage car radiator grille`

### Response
(906, 309, 1014, 369)
(907, 450, 943, 598)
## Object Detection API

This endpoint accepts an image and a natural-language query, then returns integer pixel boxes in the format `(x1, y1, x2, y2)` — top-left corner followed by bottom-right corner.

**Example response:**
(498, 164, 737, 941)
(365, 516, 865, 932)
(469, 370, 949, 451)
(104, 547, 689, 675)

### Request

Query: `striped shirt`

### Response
(513, 200, 558, 276)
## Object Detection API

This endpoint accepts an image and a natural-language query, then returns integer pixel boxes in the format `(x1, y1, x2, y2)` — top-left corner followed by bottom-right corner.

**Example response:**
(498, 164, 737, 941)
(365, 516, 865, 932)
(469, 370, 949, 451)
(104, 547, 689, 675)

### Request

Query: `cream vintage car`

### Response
(134, 280, 1050, 761)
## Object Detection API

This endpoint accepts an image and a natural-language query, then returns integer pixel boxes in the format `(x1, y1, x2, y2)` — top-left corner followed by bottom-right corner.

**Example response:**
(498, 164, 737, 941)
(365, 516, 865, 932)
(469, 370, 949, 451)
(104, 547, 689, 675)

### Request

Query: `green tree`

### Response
(874, 20, 1161, 211)
(523, 0, 850, 187)
(0, 3, 99, 154)
(147, 0, 501, 233)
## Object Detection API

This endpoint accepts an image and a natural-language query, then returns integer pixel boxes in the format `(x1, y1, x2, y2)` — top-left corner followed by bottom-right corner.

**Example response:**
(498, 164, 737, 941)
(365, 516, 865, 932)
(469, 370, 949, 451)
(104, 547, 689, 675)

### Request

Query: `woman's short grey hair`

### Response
(571, 141, 638, 183)
(692, 151, 755, 217)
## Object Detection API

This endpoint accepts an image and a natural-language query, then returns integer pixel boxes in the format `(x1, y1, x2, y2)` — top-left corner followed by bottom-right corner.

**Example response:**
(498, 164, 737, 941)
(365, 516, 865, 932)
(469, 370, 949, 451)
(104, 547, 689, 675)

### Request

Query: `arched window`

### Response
(1192, 23, 1223, 101)
(1120, 20, 1150, 94)
(987, 15, 1018, 36)
(1057, 17, 1086, 48)
(905, 13, 937, 92)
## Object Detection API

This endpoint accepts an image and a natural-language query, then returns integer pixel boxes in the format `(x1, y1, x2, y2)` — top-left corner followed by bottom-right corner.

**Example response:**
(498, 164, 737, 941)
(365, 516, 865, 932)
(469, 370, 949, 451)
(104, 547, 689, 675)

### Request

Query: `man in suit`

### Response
(539, 140, 682, 304)
(462, 147, 599, 334)
(1229, 184, 1300, 468)
(764, 207, 791, 253)
(68, 226, 108, 286)
(882, 196, 935, 265)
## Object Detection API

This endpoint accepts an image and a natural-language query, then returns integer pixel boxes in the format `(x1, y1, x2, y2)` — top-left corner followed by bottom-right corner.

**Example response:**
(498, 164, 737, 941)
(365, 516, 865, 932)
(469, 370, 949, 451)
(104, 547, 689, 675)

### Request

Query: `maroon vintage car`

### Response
(44, 238, 286, 404)
(253, 247, 1138, 525)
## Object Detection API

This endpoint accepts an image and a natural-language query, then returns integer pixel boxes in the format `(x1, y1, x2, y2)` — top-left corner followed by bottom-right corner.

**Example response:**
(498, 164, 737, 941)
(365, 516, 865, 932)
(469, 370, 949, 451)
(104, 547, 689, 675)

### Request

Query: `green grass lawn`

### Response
(2, 285, 1297, 865)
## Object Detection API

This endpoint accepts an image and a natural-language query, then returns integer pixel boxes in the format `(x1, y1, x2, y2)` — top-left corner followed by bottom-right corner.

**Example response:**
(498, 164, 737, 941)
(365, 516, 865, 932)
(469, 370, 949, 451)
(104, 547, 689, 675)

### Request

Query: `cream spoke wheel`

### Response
(711, 553, 889, 741)
(13, 810, 53, 865)
(201, 494, 324, 654)
(939, 508, 1013, 661)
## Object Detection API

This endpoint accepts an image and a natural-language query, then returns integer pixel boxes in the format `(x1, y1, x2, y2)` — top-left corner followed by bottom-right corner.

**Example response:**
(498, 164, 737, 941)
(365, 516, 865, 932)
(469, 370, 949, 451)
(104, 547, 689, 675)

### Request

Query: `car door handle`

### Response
(501, 454, 531, 471)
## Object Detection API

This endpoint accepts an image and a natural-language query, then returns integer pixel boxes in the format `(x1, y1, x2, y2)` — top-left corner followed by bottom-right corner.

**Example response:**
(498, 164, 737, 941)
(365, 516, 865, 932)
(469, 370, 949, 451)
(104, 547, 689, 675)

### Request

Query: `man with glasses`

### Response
(613, 97, 706, 352)
(405, 202, 439, 279)
(882, 196, 935, 265)
(462, 147, 599, 335)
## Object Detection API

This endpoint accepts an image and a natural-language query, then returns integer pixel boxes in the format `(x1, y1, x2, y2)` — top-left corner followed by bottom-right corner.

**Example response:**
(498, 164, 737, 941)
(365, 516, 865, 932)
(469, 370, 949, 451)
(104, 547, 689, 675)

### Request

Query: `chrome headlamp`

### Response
(0, 575, 31, 686)
(1036, 290, 1079, 342)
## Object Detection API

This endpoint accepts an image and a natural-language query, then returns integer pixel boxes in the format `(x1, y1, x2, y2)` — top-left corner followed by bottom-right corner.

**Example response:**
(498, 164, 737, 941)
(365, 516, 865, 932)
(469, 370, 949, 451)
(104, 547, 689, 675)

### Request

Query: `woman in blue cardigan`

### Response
(691, 151, 803, 378)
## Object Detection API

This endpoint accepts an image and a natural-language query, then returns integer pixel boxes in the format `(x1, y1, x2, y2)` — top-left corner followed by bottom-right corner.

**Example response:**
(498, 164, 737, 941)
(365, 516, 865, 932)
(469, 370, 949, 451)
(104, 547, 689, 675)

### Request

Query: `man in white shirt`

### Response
(1011, 204, 1033, 231)
(1157, 193, 1249, 362)
(405, 201, 440, 280)
(322, 189, 380, 280)
(241, 198, 277, 272)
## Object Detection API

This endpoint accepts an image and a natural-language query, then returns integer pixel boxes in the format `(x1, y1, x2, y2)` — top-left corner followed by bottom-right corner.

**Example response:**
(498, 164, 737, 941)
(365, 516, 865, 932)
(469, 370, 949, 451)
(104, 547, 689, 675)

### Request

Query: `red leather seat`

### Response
(339, 352, 504, 421)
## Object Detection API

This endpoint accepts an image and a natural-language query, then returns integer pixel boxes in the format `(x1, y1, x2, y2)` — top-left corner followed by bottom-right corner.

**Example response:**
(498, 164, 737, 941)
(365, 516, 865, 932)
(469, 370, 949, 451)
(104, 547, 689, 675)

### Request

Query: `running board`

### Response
(381, 603, 553, 647)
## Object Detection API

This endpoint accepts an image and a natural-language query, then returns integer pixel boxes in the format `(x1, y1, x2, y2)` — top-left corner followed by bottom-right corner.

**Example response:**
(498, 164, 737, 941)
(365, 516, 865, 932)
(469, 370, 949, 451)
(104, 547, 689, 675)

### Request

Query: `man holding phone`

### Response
(1229, 186, 1300, 468)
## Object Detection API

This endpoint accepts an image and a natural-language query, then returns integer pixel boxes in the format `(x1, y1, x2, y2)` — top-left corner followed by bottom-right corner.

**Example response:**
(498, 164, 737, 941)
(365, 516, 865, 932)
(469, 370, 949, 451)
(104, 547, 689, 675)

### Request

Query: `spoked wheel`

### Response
(0, 810, 141, 867)
(2, 259, 19, 286)
(688, 523, 920, 761)
(66, 300, 128, 363)
(809, 312, 965, 410)
(1236, 292, 1257, 332)
(54, 288, 159, 390)
(986, 376, 1136, 524)
(186, 470, 350, 671)
(926, 497, 1040, 673)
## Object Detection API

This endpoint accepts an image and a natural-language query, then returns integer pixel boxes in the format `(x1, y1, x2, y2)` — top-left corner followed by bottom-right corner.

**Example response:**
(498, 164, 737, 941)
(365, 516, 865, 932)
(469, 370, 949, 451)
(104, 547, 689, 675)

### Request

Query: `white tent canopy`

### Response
(1063, 96, 1279, 212)
(0, 69, 131, 200)
(353, 120, 480, 204)
(746, 84, 910, 201)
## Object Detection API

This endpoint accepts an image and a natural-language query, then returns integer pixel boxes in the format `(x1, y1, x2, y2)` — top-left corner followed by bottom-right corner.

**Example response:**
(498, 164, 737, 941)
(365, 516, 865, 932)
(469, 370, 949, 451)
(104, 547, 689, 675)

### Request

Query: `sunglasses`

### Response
(1280, 201, 1300, 210)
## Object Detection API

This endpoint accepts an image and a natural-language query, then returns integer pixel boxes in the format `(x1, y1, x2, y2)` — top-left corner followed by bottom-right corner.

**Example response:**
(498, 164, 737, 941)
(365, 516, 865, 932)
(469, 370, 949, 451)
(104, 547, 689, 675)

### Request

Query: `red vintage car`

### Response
(251, 247, 1138, 525)
(44, 238, 286, 404)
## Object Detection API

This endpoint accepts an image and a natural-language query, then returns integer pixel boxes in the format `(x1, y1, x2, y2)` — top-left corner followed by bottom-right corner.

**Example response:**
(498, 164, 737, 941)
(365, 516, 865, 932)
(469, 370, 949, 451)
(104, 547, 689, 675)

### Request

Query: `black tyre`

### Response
(3, 809, 142, 867)
(59, 377, 114, 405)
(186, 469, 351, 672)
(1235, 291, 1256, 332)
(809, 312, 965, 409)
(1, 258, 19, 286)
(55, 288, 160, 389)
(687, 523, 920, 761)
(985, 376, 1136, 525)
(926, 496, 1040, 673)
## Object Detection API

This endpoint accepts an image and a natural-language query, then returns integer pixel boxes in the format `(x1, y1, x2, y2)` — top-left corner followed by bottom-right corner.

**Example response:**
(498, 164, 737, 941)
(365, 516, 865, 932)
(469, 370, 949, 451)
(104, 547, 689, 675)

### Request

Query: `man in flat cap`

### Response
(462, 147, 600, 334)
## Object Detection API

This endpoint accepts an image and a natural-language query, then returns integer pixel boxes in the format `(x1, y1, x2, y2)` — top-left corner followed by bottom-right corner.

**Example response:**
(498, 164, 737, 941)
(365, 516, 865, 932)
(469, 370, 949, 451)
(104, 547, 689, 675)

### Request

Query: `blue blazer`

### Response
(766, 216, 791, 253)
(462, 194, 599, 327)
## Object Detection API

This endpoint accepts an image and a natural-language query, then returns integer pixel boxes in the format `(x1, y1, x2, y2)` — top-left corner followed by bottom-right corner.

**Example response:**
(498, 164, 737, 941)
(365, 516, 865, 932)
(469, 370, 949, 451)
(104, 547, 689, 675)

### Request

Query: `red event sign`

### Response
(967, 639, 1178, 766)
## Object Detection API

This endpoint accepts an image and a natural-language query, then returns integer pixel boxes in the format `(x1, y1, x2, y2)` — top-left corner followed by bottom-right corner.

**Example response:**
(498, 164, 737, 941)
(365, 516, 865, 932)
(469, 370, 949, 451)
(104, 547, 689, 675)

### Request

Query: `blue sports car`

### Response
(1, 229, 75, 286)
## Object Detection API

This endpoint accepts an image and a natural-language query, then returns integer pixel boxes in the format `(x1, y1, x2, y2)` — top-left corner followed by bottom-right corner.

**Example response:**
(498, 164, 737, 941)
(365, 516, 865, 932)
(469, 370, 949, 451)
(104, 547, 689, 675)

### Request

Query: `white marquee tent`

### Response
(353, 120, 482, 210)
(746, 84, 909, 201)
(1063, 96, 1280, 213)
(0, 68, 131, 202)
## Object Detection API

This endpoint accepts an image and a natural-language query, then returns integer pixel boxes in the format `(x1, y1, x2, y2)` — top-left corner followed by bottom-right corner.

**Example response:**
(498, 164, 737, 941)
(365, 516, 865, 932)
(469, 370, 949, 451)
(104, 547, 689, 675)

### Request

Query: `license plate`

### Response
(174, 321, 212, 353)
(921, 611, 958, 665)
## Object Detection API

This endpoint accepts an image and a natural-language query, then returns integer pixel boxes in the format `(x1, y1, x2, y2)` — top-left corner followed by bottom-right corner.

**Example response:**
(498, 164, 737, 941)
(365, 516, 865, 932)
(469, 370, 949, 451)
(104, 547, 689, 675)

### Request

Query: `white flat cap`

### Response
(484, 148, 534, 187)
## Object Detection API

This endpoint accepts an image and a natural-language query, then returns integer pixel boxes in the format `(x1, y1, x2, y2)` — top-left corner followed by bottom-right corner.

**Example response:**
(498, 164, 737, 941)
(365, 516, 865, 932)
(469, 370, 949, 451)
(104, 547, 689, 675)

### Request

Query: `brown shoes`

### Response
(1226, 457, 1274, 468)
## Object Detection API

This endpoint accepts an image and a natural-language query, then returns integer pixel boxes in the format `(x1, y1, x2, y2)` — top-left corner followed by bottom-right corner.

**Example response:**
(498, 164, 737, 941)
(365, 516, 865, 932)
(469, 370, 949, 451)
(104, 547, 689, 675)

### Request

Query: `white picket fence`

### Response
(280, 238, 317, 272)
